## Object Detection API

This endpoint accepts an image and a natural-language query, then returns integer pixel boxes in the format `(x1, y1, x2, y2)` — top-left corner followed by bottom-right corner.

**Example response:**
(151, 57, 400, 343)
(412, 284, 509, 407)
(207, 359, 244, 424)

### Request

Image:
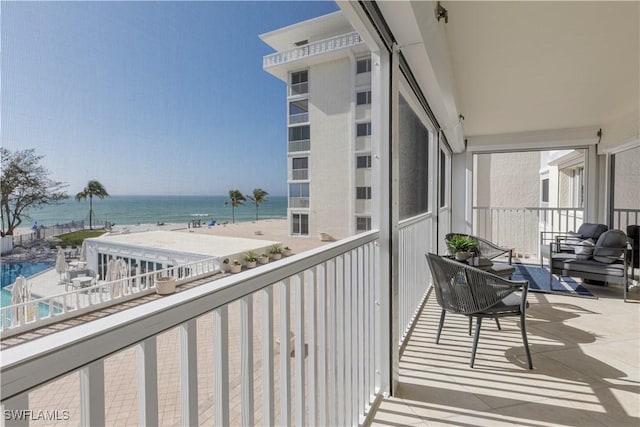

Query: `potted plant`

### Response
(258, 253, 270, 264)
(446, 235, 478, 261)
(230, 259, 242, 273)
(282, 246, 292, 256)
(244, 251, 258, 268)
(269, 244, 283, 260)
(155, 276, 176, 295)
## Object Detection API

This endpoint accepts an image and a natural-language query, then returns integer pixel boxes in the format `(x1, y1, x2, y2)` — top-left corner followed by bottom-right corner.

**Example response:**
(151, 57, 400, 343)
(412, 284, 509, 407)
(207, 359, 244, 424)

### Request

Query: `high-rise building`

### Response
(260, 11, 372, 239)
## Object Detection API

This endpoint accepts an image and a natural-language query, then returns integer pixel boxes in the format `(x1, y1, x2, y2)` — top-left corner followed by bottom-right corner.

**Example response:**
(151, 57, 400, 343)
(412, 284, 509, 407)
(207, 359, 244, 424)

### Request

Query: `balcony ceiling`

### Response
(376, 1, 639, 146)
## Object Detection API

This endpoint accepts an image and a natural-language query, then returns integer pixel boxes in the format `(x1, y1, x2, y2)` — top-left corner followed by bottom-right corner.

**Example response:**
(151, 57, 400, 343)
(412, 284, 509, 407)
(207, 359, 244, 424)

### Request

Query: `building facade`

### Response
(260, 12, 372, 239)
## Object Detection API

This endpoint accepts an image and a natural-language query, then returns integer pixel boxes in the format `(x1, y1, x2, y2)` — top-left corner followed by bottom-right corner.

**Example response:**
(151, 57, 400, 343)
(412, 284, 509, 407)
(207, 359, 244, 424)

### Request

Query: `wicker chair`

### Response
(425, 253, 533, 369)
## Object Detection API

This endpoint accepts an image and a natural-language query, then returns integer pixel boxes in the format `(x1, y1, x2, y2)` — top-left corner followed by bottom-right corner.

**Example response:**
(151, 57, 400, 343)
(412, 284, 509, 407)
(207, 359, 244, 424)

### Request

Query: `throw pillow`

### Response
(593, 230, 627, 264)
(574, 238, 595, 260)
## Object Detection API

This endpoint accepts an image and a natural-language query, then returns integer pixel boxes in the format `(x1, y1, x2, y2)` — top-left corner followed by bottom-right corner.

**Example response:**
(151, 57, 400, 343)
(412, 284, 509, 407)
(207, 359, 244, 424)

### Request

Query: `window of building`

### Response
(356, 216, 371, 231)
(292, 157, 308, 170)
(291, 70, 308, 85)
(289, 99, 308, 115)
(356, 155, 371, 168)
(288, 125, 310, 141)
(541, 178, 550, 203)
(356, 91, 372, 105)
(292, 213, 309, 235)
(356, 186, 371, 200)
(357, 122, 371, 137)
(289, 183, 309, 198)
(356, 57, 371, 74)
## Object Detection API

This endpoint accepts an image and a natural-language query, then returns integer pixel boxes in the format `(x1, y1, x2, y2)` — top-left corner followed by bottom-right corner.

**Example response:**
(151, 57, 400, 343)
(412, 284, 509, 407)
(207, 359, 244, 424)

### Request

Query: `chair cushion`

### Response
(480, 293, 524, 314)
(489, 263, 516, 277)
(593, 230, 627, 264)
(577, 223, 609, 241)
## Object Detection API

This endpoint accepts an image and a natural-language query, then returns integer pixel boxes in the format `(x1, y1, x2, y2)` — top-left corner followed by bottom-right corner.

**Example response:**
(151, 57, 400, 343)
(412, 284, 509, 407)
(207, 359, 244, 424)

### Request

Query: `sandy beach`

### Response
(12, 218, 328, 259)
(102, 218, 328, 254)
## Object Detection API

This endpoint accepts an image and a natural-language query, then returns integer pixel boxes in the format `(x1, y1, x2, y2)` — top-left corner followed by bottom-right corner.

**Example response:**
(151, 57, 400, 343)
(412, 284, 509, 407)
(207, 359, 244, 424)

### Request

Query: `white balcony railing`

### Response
(473, 206, 584, 258)
(288, 139, 310, 153)
(263, 32, 364, 68)
(289, 82, 308, 96)
(0, 258, 221, 338)
(612, 208, 640, 231)
(288, 112, 309, 125)
(289, 197, 310, 208)
(1, 232, 383, 427)
(291, 168, 309, 180)
(398, 213, 433, 347)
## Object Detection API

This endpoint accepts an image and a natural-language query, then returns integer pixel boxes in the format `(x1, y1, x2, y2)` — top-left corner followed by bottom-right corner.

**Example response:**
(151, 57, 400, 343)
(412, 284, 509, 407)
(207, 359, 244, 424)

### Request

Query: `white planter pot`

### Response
(282, 249, 292, 256)
(156, 277, 176, 295)
(271, 253, 282, 260)
(230, 264, 242, 273)
(258, 256, 269, 264)
(455, 251, 471, 261)
(246, 261, 257, 269)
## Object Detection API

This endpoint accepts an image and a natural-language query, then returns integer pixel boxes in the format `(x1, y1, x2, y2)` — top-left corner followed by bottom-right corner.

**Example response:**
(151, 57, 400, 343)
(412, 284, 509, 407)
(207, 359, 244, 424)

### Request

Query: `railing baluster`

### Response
(262, 286, 275, 426)
(279, 280, 291, 426)
(180, 319, 198, 426)
(344, 252, 353, 424)
(327, 259, 337, 426)
(306, 269, 317, 426)
(351, 249, 359, 426)
(213, 306, 229, 427)
(358, 246, 365, 415)
(316, 264, 327, 426)
(294, 273, 305, 426)
(80, 360, 105, 427)
(137, 337, 158, 426)
(336, 255, 345, 427)
(240, 295, 254, 426)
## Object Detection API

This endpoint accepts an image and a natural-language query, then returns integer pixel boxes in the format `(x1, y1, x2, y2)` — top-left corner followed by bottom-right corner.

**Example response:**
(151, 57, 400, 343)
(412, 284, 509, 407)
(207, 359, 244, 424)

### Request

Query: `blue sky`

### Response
(2, 1, 339, 196)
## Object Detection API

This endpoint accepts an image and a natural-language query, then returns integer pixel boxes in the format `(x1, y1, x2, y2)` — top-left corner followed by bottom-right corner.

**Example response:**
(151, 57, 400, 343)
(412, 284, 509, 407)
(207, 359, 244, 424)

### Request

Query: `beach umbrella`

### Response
(55, 248, 67, 283)
(10, 276, 30, 325)
(79, 240, 87, 262)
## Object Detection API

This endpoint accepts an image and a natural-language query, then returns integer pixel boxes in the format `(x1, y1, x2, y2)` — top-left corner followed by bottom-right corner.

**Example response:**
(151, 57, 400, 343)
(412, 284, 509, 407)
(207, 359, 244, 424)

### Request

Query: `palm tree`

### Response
(246, 188, 269, 221)
(228, 189, 246, 224)
(75, 180, 109, 230)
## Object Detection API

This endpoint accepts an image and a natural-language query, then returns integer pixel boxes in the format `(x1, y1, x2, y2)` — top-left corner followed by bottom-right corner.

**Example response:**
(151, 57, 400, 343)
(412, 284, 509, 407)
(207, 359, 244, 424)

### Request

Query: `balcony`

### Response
(288, 139, 310, 153)
(289, 82, 308, 97)
(263, 32, 364, 69)
(289, 196, 309, 208)
(288, 112, 309, 125)
(291, 168, 309, 181)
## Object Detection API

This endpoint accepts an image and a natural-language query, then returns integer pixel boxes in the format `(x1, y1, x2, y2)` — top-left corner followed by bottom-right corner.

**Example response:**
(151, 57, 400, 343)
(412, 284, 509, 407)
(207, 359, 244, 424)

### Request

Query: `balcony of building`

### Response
(2, 2, 639, 427)
(262, 32, 365, 81)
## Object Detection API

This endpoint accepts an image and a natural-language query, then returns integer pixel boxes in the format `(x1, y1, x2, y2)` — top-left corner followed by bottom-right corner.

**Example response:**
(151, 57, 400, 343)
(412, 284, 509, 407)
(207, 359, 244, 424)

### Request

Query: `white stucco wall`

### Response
(614, 145, 640, 210)
(308, 57, 353, 239)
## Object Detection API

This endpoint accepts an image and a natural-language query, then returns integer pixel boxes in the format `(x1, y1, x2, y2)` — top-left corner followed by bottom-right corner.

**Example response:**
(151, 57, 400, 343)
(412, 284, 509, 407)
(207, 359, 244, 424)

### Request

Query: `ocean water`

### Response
(23, 195, 287, 228)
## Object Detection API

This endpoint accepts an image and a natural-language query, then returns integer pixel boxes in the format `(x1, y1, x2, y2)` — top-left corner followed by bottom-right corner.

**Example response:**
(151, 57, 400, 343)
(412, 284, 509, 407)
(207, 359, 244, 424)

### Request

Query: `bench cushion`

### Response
(551, 253, 625, 277)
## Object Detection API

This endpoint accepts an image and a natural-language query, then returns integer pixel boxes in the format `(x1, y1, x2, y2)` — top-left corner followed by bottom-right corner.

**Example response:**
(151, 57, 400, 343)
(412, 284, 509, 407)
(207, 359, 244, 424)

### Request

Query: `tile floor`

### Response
(369, 285, 640, 427)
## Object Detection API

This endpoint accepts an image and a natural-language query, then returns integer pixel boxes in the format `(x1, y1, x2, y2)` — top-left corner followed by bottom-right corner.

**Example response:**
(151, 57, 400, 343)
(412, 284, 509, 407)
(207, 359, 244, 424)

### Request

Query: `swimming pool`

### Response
(1, 261, 54, 289)
(1, 261, 55, 313)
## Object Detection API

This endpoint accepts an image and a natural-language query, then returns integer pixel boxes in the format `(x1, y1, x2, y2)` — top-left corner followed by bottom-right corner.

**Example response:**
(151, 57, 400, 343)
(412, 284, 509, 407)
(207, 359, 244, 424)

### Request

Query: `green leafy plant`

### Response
(244, 251, 258, 262)
(269, 244, 283, 254)
(446, 235, 478, 253)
